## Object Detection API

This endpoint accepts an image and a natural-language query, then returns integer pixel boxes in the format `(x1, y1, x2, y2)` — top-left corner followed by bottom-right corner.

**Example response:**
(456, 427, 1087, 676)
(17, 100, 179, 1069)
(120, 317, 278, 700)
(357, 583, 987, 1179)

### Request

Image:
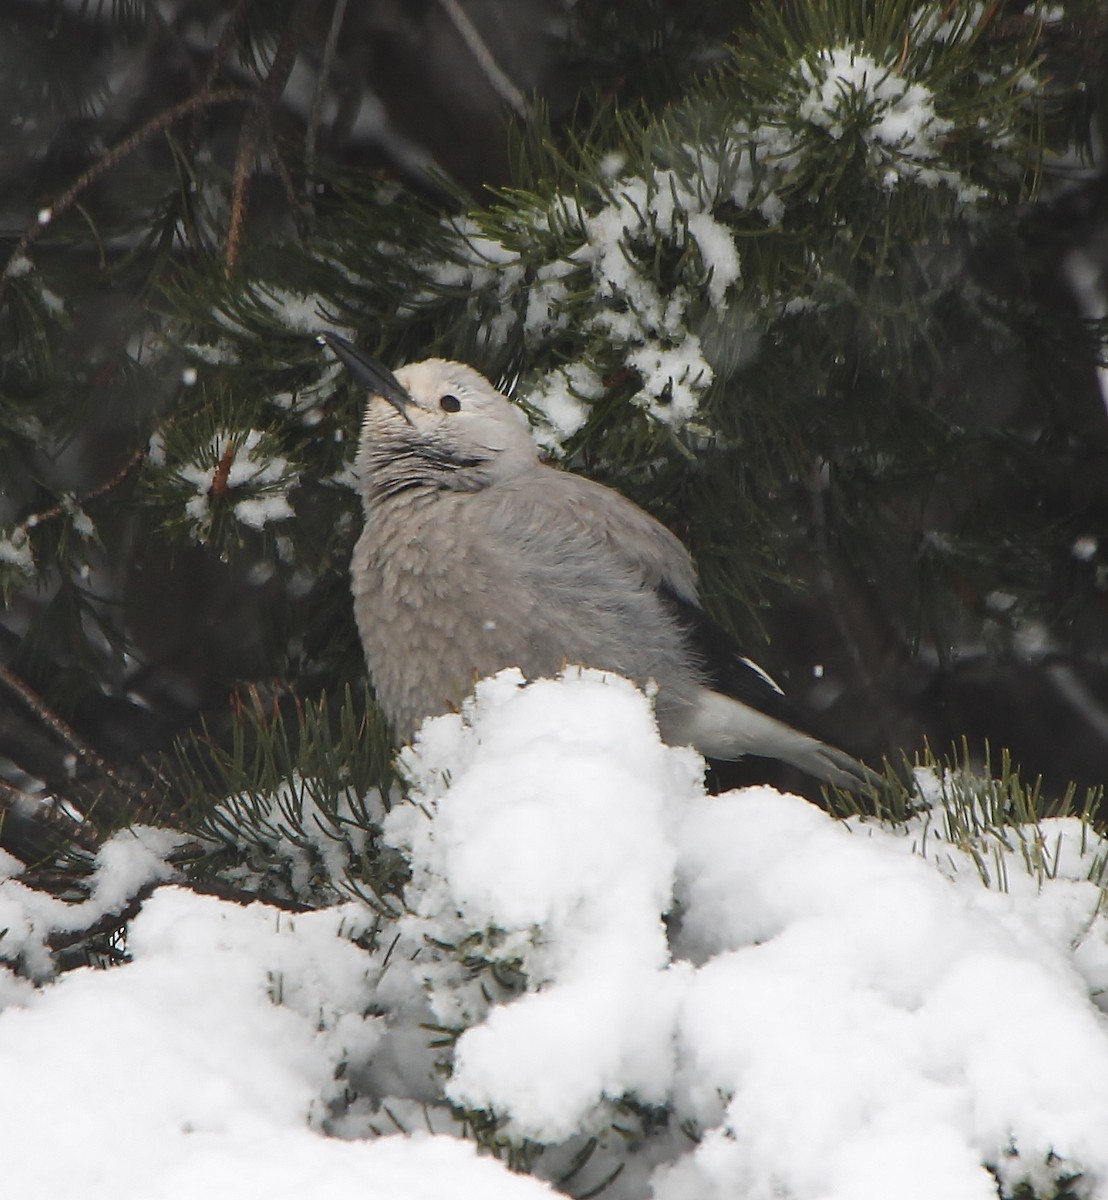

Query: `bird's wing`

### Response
(520, 468, 700, 603)
(485, 469, 882, 791)
(657, 583, 814, 729)
(662, 590, 885, 790)
(499, 467, 801, 719)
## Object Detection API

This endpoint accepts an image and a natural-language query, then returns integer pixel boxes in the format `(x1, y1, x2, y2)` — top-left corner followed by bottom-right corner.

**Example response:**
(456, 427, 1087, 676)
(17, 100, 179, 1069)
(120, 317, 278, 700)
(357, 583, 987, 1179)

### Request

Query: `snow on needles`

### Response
(385, 670, 1108, 1198)
(385, 669, 699, 1140)
(0, 527, 35, 574)
(3, 669, 1108, 1198)
(177, 429, 299, 542)
(793, 42, 983, 199)
(0, 886, 555, 1200)
(417, 39, 988, 450)
(422, 170, 743, 448)
(0, 825, 185, 981)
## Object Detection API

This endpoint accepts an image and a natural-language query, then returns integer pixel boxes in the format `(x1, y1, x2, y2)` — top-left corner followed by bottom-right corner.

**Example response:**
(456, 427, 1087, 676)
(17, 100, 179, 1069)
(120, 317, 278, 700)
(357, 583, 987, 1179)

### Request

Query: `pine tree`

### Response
(1, 8, 1107, 1183)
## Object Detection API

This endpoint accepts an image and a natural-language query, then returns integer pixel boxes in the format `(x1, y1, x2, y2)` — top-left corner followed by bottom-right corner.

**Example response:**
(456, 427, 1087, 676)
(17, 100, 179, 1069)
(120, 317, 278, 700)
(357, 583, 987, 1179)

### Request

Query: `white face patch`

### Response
(386, 359, 539, 466)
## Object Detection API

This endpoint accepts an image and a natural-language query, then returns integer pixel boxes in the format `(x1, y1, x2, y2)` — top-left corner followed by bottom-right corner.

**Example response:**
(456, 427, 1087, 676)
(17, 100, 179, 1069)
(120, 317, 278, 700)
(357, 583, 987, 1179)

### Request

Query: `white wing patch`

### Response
(739, 655, 785, 696)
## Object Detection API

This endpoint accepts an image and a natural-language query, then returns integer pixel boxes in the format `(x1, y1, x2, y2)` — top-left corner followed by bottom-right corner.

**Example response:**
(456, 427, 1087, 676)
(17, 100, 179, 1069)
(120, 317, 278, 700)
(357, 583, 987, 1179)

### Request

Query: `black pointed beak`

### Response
(319, 332, 415, 423)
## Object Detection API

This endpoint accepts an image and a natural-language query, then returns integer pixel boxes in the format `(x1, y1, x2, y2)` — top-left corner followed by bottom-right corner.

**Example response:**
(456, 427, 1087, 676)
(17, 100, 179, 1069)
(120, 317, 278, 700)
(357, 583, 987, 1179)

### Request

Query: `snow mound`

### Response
(3, 667, 1108, 1199)
(0, 886, 553, 1200)
(387, 667, 1108, 1199)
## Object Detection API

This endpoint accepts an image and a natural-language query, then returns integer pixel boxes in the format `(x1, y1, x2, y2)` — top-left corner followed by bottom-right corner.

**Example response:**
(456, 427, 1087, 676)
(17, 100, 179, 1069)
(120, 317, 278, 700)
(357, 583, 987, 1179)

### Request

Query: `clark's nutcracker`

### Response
(323, 332, 881, 792)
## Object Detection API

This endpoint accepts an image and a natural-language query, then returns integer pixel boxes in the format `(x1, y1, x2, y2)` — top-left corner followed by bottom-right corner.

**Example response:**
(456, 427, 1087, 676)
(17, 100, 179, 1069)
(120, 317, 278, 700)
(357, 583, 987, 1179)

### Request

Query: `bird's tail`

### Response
(795, 740, 886, 795)
(682, 689, 884, 795)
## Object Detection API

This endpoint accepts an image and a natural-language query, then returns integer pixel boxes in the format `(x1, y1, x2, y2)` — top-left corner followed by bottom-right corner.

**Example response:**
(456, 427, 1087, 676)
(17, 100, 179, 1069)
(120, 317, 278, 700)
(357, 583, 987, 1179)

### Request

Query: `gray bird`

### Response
(323, 332, 881, 793)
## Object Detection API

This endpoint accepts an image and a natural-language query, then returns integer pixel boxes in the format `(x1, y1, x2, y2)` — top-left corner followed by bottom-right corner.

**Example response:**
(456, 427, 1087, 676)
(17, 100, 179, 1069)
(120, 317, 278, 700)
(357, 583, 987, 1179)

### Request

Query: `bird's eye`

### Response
(439, 394, 461, 413)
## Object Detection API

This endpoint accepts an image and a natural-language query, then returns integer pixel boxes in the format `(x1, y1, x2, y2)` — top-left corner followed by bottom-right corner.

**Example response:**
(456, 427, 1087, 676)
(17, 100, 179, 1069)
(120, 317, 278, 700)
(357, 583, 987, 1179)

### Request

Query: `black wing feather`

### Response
(658, 584, 826, 740)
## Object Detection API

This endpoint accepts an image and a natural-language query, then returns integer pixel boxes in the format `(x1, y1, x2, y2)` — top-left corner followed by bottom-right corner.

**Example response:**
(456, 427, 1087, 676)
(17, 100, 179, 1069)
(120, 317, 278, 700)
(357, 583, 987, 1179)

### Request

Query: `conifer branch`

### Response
(188, 0, 257, 147)
(225, 0, 320, 275)
(43, 878, 315, 954)
(45, 886, 155, 952)
(188, 879, 317, 914)
(437, 0, 527, 119)
(268, 132, 311, 243)
(0, 663, 158, 820)
(0, 86, 248, 305)
(305, 0, 351, 199)
(10, 442, 149, 539)
(0, 779, 103, 855)
(203, 0, 258, 92)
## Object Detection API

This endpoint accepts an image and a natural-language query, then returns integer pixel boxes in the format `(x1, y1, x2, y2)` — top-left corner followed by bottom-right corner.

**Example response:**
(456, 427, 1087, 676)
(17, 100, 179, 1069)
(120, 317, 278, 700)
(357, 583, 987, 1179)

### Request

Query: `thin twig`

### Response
(0, 663, 157, 818)
(43, 876, 317, 954)
(305, 0, 350, 201)
(225, 0, 319, 275)
(15, 441, 149, 537)
(225, 113, 265, 275)
(9, 353, 218, 547)
(46, 882, 160, 951)
(0, 86, 247, 305)
(202, 0, 257, 92)
(436, 0, 527, 119)
(189, 0, 257, 148)
(189, 879, 316, 912)
(0, 780, 103, 854)
(268, 133, 311, 242)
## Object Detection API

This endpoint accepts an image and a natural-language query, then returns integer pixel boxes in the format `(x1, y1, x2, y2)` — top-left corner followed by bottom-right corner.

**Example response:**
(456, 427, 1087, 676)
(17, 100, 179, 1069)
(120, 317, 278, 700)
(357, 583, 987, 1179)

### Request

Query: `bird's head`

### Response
(323, 333, 536, 498)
